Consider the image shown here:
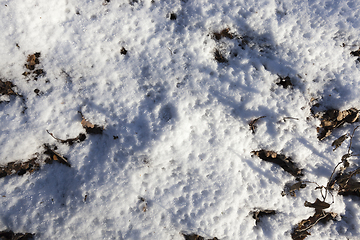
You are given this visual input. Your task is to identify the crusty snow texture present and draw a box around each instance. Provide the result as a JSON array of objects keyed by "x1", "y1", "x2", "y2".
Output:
[{"x1": 1, "y1": 0, "x2": 360, "y2": 239}]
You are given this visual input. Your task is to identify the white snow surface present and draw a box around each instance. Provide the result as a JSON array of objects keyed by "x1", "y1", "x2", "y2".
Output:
[{"x1": 1, "y1": 0, "x2": 360, "y2": 239}]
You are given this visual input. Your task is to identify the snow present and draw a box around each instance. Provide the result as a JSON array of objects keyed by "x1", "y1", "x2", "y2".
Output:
[{"x1": 1, "y1": 0, "x2": 360, "y2": 239}]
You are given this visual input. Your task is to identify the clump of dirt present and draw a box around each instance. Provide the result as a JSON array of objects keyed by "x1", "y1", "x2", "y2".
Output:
[
  {"x1": 120, "y1": 47, "x2": 127, "y2": 55},
  {"x1": 252, "y1": 150, "x2": 303, "y2": 177},
  {"x1": 22, "y1": 52, "x2": 45, "y2": 80},
  {"x1": 0, "y1": 79, "x2": 17, "y2": 97},
  {"x1": 214, "y1": 48, "x2": 227, "y2": 63},
  {"x1": 276, "y1": 76, "x2": 293, "y2": 89},
  {"x1": 316, "y1": 108, "x2": 359, "y2": 141},
  {"x1": 169, "y1": 12, "x2": 177, "y2": 20},
  {"x1": 213, "y1": 28, "x2": 234, "y2": 40}
]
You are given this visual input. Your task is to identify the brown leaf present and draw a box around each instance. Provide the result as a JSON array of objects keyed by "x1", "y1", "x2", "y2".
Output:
[
  {"x1": 0, "y1": 79, "x2": 17, "y2": 96},
  {"x1": 304, "y1": 198, "x2": 330, "y2": 210},
  {"x1": 252, "y1": 209, "x2": 276, "y2": 225},
  {"x1": 0, "y1": 155, "x2": 41, "y2": 179},
  {"x1": 282, "y1": 181, "x2": 307, "y2": 197},
  {"x1": 44, "y1": 144, "x2": 71, "y2": 167},
  {"x1": 292, "y1": 210, "x2": 337, "y2": 240},
  {"x1": 0, "y1": 230, "x2": 35, "y2": 240},
  {"x1": 79, "y1": 112, "x2": 104, "y2": 134},
  {"x1": 182, "y1": 233, "x2": 218, "y2": 240},
  {"x1": 249, "y1": 116, "x2": 266, "y2": 134},
  {"x1": 252, "y1": 150, "x2": 303, "y2": 177},
  {"x1": 331, "y1": 134, "x2": 348, "y2": 151},
  {"x1": 317, "y1": 108, "x2": 359, "y2": 140}
]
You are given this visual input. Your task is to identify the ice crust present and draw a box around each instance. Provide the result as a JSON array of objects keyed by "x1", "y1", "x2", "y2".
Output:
[{"x1": 1, "y1": 0, "x2": 360, "y2": 239}]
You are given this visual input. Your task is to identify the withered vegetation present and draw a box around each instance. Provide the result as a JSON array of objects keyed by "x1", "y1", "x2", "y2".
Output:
[
  {"x1": 316, "y1": 108, "x2": 359, "y2": 141},
  {"x1": 79, "y1": 111, "x2": 104, "y2": 134},
  {"x1": 181, "y1": 233, "x2": 218, "y2": 240},
  {"x1": 0, "y1": 230, "x2": 34, "y2": 240},
  {"x1": 252, "y1": 209, "x2": 276, "y2": 225},
  {"x1": 249, "y1": 116, "x2": 266, "y2": 134},
  {"x1": 46, "y1": 130, "x2": 86, "y2": 145},
  {"x1": 252, "y1": 150, "x2": 303, "y2": 177}
]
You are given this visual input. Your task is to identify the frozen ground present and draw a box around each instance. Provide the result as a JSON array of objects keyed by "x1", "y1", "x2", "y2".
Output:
[{"x1": 1, "y1": 0, "x2": 360, "y2": 239}]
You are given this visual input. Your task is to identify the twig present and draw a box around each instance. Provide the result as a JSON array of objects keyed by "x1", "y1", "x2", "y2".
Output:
[{"x1": 348, "y1": 126, "x2": 359, "y2": 154}]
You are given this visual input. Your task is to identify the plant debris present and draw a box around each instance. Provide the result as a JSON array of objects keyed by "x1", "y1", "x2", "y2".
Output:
[
  {"x1": 22, "y1": 52, "x2": 44, "y2": 80},
  {"x1": 0, "y1": 155, "x2": 41, "y2": 178},
  {"x1": 317, "y1": 108, "x2": 359, "y2": 141},
  {"x1": 350, "y1": 48, "x2": 360, "y2": 57},
  {"x1": 249, "y1": 116, "x2": 266, "y2": 134},
  {"x1": 282, "y1": 181, "x2": 307, "y2": 197},
  {"x1": 0, "y1": 230, "x2": 35, "y2": 240},
  {"x1": 334, "y1": 167, "x2": 360, "y2": 196},
  {"x1": 291, "y1": 210, "x2": 337, "y2": 240},
  {"x1": 304, "y1": 198, "x2": 330, "y2": 210},
  {"x1": 331, "y1": 134, "x2": 348, "y2": 151},
  {"x1": 214, "y1": 49, "x2": 227, "y2": 63},
  {"x1": 44, "y1": 144, "x2": 71, "y2": 167},
  {"x1": 46, "y1": 130, "x2": 86, "y2": 145},
  {"x1": 0, "y1": 79, "x2": 17, "y2": 97},
  {"x1": 120, "y1": 47, "x2": 127, "y2": 55},
  {"x1": 252, "y1": 209, "x2": 276, "y2": 225},
  {"x1": 79, "y1": 111, "x2": 104, "y2": 134},
  {"x1": 276, "y1": 76, "x2": 293, "y2": 89},
  {"x1": 138, "y1": 197, "x2": 147, "y2": 212},
  {"x1": 252, "y1": 150, "x2": 303, "y2": 177},
  {"x1": 213, "y1": 28, "x2": 234, "y2": 40},
  {"x1": 181, "y1": 233, "x2": 218, "y2": 240}
]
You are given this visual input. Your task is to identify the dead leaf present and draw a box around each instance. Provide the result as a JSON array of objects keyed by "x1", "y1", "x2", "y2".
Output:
[
  {"x1": 335, "y1": 167, "x2": 360, "y2": 196},
  {"x1": 182, "y1": 233, "x2": 218, "y2": 240},
  {"x1": 350, "y1": 49, "x2": 360, "y2": 57},
  {"x1": 43, "y1": 144, "x2": 71, "y2": 167},
  {"x1": 0, "y1": 79, "x2": 17, "y2": 96},
  {"x1": 252, "y1": 209, "x2": 276, "y2": 225},
  {"x1": 79, "y1": 111, "x2": 104, "y2": 134},
  {"x1": 0, "y1": 230, "x2": 35, "y2": 240},
  {"x1": 0, "y1": 155, "x2": 41, "y2": 179},
  {"x1": 249, "y1": 116, "x2": 266, "y2": 134},
  {"x1": 46, "y1": 130, "x2": 86, "y2": 145},
  {"x1": 331, "y1": 134, "x2": 348, "y2": 151},
  {"x1": 291, "y1": 210, "x2": 337, "y2": 240},
  {"x1": 252, "y1": 150, "x2": 303, "y2": 177},
  {"x1": 317, "y1": 108, "x2": 359, "y2": 140},
  {"x1": 282, "y1": 181, "x2": 307, "y2": 197},
  {"x1": 304, "y1": 198, "x2": 330, "y2": 210}
]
